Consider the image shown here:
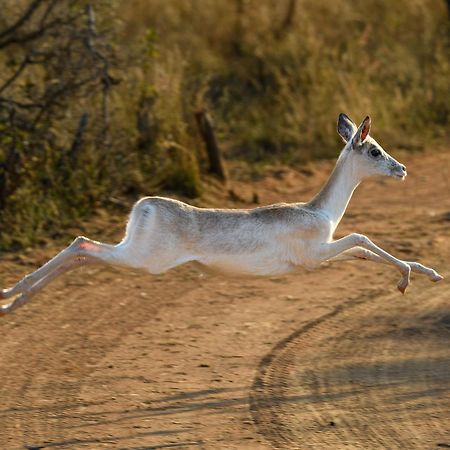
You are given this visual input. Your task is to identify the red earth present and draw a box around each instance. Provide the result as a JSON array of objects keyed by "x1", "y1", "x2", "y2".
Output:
[{"x1": 0, "y1": 150, "x2": 449, "y2": 449}]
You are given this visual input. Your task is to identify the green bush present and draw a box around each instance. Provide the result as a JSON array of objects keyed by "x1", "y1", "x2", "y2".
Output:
[{"x1": 0, "y1": 0, "x2": 448, "y2": 249}]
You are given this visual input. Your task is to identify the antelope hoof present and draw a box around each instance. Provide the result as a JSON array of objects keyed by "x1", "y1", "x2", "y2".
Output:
[
  {"x1": 397, "y1": 276, "x2": 410, "y2": 294},
  {"x1": 430, "y1": 271, "x2": 443, "y2": 282},
  {"x1": 397, "y1": 284, "x2": 407, "y2": 294},
  {"x1": 1, "y1": 288, "x2": 16, "y2": 299}
]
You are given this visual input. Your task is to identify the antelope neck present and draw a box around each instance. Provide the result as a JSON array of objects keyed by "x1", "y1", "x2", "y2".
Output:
[{"x1": 309, "y1": 151, "x2": 361, "y2": 227}]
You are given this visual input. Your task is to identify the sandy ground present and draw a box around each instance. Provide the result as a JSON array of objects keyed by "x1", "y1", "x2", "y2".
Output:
[{"x1": 0, "y1": 150, "x2": 449, "y2": 450}]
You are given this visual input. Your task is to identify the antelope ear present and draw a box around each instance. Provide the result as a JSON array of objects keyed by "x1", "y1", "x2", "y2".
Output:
[
  {"x1": 337, "y1": 113, "x2": 357, "y2": 143},
  {"x1": 352, "y1": 115, "x2": 371, "y2": 149}
]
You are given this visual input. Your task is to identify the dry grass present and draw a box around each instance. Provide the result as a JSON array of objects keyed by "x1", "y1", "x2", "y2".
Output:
[
  {"x1": 0, "y1": 0, "x2": 448, "y2": 249},
  {"x1": 119, "y1": 0, "x2": 449, "y2": 160}
]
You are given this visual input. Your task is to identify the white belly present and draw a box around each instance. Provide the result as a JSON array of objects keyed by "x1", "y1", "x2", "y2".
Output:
[{"x1": 196, "y1": 252, "x2": 296, "y2": 276}]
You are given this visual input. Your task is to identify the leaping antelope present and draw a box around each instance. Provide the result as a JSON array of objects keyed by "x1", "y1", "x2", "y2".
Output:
[{"x1": 0, "y1": 114, "x2": 443, "y2": 316}]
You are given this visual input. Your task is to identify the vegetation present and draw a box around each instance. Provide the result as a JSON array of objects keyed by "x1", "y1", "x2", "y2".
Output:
[{"x1": 0, "y1": 0, "x2": 449, "y2": 249}]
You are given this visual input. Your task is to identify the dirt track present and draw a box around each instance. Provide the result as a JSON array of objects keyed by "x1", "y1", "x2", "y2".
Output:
[{"x1": 0, "y1": 151, "x2": 449, "y2": 449}]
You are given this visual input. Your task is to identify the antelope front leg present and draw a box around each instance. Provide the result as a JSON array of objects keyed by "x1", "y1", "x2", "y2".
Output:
[
  {"x1": 319, "y1": 234, "x2": 413, "y2": 293},
  {"x1": 328, "y1": 247, "x2": 443, "y2": 283}
]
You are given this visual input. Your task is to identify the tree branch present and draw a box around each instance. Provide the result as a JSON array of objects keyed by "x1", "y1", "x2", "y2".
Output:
[
  {"x1": 0, "y1": 55, "x2": 30, "y2": 95},
  {"x1": 0, "y1": 0, "x2": 44, "y2": 40},
  {"x1": 0, "y1": 17, "x2": 63, "y2": 49},
  {"x1": 69, "y1": 112, "x2": 89, "y2": 163}
]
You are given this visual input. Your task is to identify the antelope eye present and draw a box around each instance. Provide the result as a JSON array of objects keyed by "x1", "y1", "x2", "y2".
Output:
[{"x1": 370, "y1": 148, "x2": 381, "y2": 157}]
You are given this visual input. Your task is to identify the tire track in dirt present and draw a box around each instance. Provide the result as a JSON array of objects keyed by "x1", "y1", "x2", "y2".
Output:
[
  {"x1": 250, "y1": 283, "x2": 450, "y2": 449},
  {"x1": 249, "y1": 290, "x2": 378, "y2": 449},
  {"x1": 1, "y1": 151, "x2": 448, "y2": 449}
]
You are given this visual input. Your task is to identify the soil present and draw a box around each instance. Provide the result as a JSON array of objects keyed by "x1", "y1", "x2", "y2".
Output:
[{"x1": 0, "y1": 150, "x2": 449, "y2": 450}]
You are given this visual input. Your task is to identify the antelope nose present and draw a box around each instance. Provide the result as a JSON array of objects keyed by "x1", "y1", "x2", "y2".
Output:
[{"x1": 400, "y1": 164, "x2": 407, "y2": 177}]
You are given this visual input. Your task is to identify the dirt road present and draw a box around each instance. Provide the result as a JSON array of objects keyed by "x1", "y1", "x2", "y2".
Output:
[{"x1": 0, "y1": 151, "x2": 449, "y2": 449}]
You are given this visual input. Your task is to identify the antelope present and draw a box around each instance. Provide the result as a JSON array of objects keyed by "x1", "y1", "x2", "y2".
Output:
[{"x1": 0, "y1": 114, "x2": 443, "y2": 316}]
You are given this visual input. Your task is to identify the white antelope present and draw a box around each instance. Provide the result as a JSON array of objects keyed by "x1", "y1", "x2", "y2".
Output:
[{"x1": 0, "y1": 114, "x2": 443, "y2": 316}]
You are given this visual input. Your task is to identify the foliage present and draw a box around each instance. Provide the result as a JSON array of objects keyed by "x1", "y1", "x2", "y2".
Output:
[
  {"x1": 0, "y1": 0, "x2": 449, "y2": 249},
  {"x1": 121, "y1": 0, "x2": 449, "y2": 160}
]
